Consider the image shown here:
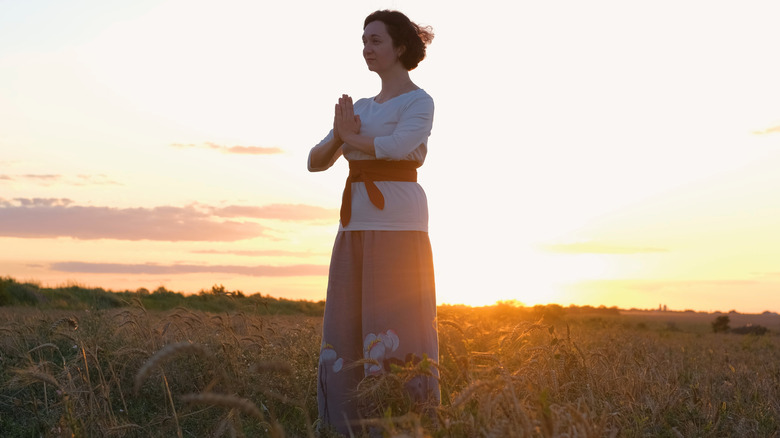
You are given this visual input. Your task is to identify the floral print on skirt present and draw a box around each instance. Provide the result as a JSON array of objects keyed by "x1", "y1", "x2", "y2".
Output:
[{"x1": 317, "y1": 230, "x2": 440, "y2": 435}]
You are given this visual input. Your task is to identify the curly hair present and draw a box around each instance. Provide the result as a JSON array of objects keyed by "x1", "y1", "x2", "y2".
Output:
[{"x1": 364, "y1": 10, "x2": 434, "y2": 71}]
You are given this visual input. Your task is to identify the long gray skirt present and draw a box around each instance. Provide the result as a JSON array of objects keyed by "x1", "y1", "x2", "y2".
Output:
[{"x1": 317, "y1": 230, "x2": 439, "y2": 435}]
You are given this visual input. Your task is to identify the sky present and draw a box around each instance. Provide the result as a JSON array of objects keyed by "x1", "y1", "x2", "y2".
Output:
[{"x1": 2, "y1": 0, "x2": 779, "y2": 313}]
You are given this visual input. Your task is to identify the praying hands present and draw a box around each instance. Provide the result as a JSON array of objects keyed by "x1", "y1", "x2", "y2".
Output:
[{"x1": 334, "y1": 94, "x2": 361, "y2": 144}]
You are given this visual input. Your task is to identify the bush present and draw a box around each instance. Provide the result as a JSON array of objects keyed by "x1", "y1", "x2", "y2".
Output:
[
  {"x1": 0, "y1": 277, "x2": 43, "y2": 306},
  {"x1": 712, "y1": 315, "x2": 730, "y2": 333},
  {"x1": 731, "y1": 324, "x2": 769, "y2": 335}
]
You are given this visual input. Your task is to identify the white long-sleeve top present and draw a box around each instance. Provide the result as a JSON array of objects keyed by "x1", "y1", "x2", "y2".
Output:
[{"x1": 308, "y1": 88, "x2": 434, "y2": 232}]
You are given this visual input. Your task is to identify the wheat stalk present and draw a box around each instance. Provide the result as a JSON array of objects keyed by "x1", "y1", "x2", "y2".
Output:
[
  {"x1": 438, "y1": 319, "x2": 466, "y2": 336},
  {"x1": 130, "y1": 296, "x2": 147, "y2": 314},
  {"x1": 51, "y1": 316, "x2": 78, "y2": 331},
  {"x1": 134, "y1": 342, "x2": 208, "y2": 393},
  {"x1": 27, "y1": 343, "x2": 61, "y2": 355},
  {"x1": 10, "y1": 368, "x2": 61, "y2": 389},
  {"x1": 106, "y1": 423, "x2": 143, "y2": 432},
  {"x1": 450, "y1": 379, "x2": 490, "y2": 408},
  {"x1": 181, "y1": 392, "x2": 264, "y2": 420},
  {"x1": 117, "y1": 320, "x2": 140, "y2": 330},
  {"x1": 213, "y1": 416, "x2": 235, "y2": 438},
  {"x1": 114, "y1": 347, "x2": 150, "y2": 358}
]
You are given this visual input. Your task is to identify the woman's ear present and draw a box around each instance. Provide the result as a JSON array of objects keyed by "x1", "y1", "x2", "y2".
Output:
[{"x1": 395, "y1": 45, "x2": 406, "y2": 58}]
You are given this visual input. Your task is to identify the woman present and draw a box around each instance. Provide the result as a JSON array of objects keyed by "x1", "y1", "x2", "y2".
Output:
[{"x1": 307, "y1": 9, "x2": 438, "y2": 435}]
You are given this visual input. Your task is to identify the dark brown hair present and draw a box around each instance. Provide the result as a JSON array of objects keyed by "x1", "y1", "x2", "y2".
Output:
[{"x1": 364, "y1": 10, "x2": 434, "y2": 71}]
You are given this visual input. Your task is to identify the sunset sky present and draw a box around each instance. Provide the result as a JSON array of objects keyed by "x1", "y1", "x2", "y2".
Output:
[{"x1": 2, "y1": 0, "x2": 779, "y2": 313}]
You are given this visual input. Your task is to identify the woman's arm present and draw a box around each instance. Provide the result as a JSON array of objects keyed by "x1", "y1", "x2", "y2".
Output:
[
  {"x1": 336, "y1": 93, "x2": 434, "y2": 160},
  {"x1": 308, "y1": 98, "x2": 348, "y2": 171},
  {"x1": 373, "y1": 94, "x2": 433, "y2": 160},
  {"x1": 308, "y1": 133, "x2": 343, "y2": 171}
]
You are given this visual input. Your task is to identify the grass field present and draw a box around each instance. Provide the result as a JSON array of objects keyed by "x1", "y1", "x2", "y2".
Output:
[{"x1": 1, "y1": 278, "x2": 779, "y2": 437}]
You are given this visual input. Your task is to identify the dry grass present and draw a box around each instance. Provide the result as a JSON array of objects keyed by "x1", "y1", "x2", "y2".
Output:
[
  {"x1": 133, "y1": 341, "x2": 209, "y2": 394},
  {"x1": 0, "y1": 305, "x2": 778, "y2": 437}
]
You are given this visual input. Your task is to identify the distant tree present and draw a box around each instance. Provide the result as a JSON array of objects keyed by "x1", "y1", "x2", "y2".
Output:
[
  {"x1": 712, "y1": 315, "x2": 730, "y2": 333},
  {"x1": 210, "y1": 284, "x2": 227, "y2": 295}
]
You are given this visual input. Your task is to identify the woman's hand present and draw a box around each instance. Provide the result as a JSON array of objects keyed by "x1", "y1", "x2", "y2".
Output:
[
  {"x1": 334, "y1": 94, "x2": 361, "y2": 143},
  {"x1": 332, "y1": 94, "x2": 376, "y2": 156},
  {"x1": 332, "y1": 98, "x2": 342, "y2": 144}
]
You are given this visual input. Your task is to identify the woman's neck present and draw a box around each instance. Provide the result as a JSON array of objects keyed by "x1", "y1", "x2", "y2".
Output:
[{"x1": 376, "y1": 70, "x2": 417, "y2": 103}]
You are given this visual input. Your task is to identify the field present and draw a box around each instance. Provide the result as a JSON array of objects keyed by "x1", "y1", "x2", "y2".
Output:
[{"x1": 1, "y1": 279, "x2": 779, "y2": 437}]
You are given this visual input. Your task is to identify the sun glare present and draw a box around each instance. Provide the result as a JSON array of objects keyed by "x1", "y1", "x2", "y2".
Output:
[{"x1": 430, "y1": 235, "x2": 571, "y2": 307}]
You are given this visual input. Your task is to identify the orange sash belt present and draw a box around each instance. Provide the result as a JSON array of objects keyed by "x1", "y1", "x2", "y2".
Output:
[{"x1": 340, "y1": 160, "x2": 420, "y2": 226}]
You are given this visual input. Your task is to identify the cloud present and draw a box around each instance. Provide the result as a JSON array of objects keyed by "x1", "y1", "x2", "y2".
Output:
[
  {"x1": 172, "y1": 142, "x2": 283, "y2": 155},
  {"x1": 0, "y1": 174, "x2": 122, "y2": 186},
  {"x1": 752, "y1": 124, "x2": 780, "y2": 135},
  {"x1": 50, "y1": 261, "x2": 328, "y2": 277},
  {"x1": 211, "y1": 204, "x2": 338, "y2": 221},
  {"x1": 74, "y1": 174, "x2": 122, "y2": 186},
  {"x1": 13, "y1": 174, "x2": 62, "y2": 186},
  {"x1": 0, "y1": 199, "x2": 268, "y2": 241},
  {"x1": 22, "y1": 174, "x2": 61, "y2": 181},
  {"x1": 13, "y1": 198, "x2": 74, "y2": 207},
  {"x1": 191, "y1": 249, "x2": 326, "y2": 257},
  {"x1": 1, "y1": 198, "x2": 74, "y2": 207},
  {"x1": 540, "y1": 241, "x2": 668, "y2": 254}
]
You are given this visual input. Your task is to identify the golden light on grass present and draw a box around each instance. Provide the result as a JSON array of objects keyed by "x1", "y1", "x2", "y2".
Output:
[{"x1": 1, "y1": 282, "x2": 779, "y2": 436}]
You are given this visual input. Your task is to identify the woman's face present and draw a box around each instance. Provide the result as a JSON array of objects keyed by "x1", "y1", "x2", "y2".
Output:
[{"x1": 362, "y1": 20, "x2": 403, "y2": 73}]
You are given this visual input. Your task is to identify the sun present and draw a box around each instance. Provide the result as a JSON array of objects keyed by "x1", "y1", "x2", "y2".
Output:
[{"x1": 431, "y1": 238, "x2": 567, "y2": 307}]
